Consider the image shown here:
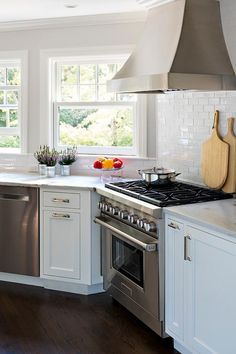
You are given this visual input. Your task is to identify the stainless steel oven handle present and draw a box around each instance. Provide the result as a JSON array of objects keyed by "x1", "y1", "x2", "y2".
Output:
[{"x1": 94, "y1": 217, "x2": 158, "y2": 252}]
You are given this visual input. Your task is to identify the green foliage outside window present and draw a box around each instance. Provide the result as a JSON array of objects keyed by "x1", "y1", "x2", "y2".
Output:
[
  {"x1": 56, "y1": 62, "x2": 135, "y2": 151},
  {"x1": 59, "y1": 107, "x2": 133, "y2": 148},
  {"x1": 0, "y1": 65, "x2": 21, "y2": 149},
  {"x1": 0, "y1": 135, "x2": 20, "y2": 148}
]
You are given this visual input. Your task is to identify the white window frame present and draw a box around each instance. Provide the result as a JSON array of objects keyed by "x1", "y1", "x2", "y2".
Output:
[
  {"x1": 40, "y1": 47, "x2": 147, "y2": 157},
  {"x1": 0, "y1": 51, "x2": 28, "y2": 154}
]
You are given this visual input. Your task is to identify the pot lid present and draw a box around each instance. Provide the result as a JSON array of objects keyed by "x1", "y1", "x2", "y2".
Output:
[{"x1": 140, "y1": 167, "x2": 176, "y2": 175}]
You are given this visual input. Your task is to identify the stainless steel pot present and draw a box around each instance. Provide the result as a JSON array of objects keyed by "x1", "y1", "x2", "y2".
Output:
[{"x1": 138, "y1": 167, "x2": 181, "y2": 186}]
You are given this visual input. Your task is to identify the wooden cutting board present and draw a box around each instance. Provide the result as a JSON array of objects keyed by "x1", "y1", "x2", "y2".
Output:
[
  {"x1": 222, "y1": 117, "x2": 236, "y2": 193},
  {"x1": 201, "y1": 110, "x2": 229, "y2": 189}
]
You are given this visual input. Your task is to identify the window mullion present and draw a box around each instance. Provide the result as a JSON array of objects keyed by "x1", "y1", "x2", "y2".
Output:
[
  {"x1": 0, "y1": 59, "x2": 23, "y2": 152},
  {"x1": 77, "y1": 64, "x2": 80, "y2": 101},
  {"x1": 53, "y1": 58, "x2": 138, "y2": 156},
  {"x1": 54, "y1": 101, "x2": 134, "y2": 107},
  {"x1": 0, "y1": 127, "x2": 19, "y2": 135},
  {"x1": 95, "y1": 64, "x2": 98, "y2": 101}
]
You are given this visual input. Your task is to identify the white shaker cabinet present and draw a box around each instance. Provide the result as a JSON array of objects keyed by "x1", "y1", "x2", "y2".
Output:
[
  {"x1": 165, "y1": 213, "x2": 236, "y2": 354},
  {"x1": 43, "y1": 210, "x2": 80, "y2": 279},
  {"x1": 40, "y1": 188, "x2": 103, "y2": 295},
  {"x1": 165, "y1": 217, "x2": 185, "y2": 342}
]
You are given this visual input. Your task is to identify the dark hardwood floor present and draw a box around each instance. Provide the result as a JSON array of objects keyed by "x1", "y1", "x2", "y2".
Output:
[{"x1": 0, "y1": 282, "x2": 177, "y2": 354}]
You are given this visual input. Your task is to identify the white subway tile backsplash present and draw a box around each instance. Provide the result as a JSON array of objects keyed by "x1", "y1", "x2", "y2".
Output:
[
  {"x1": 185, "y1": 105, "x2": 194, "y2": 113},
  {"x1": 209, "y1": 98, "x2": 220, "y2": 105},
  {"x1": 193, "y1": 105, "x2": 204, "y2": 112},
  {"x1": 198, "y1": 98, "x2": 209, "y2": 105},
  {"x1": 157, "y1": 91, "x2": 236, "y2": 183},
  {"x1": 215, "y1": 91, "x2": 227, "y2": 97},
  {"x1": 203, "y1": 105, "x2": 215, "y2": 112},
  {"x1": 226, "y1": 91, "x2": 236, "y2": 96}
]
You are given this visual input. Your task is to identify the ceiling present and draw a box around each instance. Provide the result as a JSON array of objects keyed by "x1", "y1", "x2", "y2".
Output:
[{"x1": 0, "y1": 0, "x2": 150, "y2": 23}]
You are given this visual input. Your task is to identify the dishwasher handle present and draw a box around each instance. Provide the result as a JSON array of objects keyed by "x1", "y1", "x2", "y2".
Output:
[{"x1": 0, "y1": 193, "x2": 29, "y2": 202}]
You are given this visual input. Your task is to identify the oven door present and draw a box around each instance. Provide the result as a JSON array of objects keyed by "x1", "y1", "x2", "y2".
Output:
[{"x1": 95, "y1": 215, "x2": 160, "y2": 319}]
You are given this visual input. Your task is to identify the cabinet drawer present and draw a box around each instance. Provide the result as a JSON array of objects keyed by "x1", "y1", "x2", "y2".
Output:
[{"x1": 43, "y1": 191, "x2": 80, "y2": 209}]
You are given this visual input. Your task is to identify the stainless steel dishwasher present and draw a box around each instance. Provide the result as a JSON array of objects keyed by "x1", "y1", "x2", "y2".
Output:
[{"x1": 0, "y1": 185, "x2": 39, "y2": 276}]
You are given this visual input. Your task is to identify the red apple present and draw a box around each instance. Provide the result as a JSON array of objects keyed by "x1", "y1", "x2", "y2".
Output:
[
  {"x1": 113, "y1": 157, "x2": 123, "y2": 164},
  {"x1": 113, "y1": 160, "x2": 123, "y2": 169},
  {"x1": 93, "y1": 160, "x2": 103, "y2": 169}
]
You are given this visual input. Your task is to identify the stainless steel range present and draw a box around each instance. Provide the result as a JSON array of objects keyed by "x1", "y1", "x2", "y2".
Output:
[{"x1": 95, "y1": 180, "x2": 232, "y2": 337}]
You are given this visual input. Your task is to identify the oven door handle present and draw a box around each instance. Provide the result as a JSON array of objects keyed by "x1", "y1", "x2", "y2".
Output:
[{"x1": 94, "y1": 217, "x2": 158, "y2": 252}]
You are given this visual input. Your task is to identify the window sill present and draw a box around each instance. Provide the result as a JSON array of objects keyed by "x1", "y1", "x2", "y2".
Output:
[
  {"x1": 0, "y1": 148, "x2": 21, "y2": 154},
  {"x1": 76, "y1": 154, "x2": 156, "y2": 161}
]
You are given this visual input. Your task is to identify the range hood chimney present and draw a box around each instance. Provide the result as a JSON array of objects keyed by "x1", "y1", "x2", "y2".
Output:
[{"x1": 108, "y1": 0, "x2": 236, "y2": 93}]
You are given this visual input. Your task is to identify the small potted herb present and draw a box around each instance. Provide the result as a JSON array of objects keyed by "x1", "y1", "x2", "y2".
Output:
[
  {"x1": 34, "y1": 145, "x2": 50, "y2": 175},
  {"x1": 44, "y1": 148, "x2": 59, "y2": 177},
  {"x1": 58, "y1": 147, "x2": 78, "y2": 176}
]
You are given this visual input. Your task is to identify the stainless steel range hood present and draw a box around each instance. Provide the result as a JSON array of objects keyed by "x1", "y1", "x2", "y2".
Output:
[{"x1": 107, "y1": 0, "x2": 236, "y2": 93}]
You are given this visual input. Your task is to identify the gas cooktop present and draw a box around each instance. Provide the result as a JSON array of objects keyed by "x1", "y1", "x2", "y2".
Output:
[{"x1": 105, "y1": 180, "x2": 233, "y2": 207}]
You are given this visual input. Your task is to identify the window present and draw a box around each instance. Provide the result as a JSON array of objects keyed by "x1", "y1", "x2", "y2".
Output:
[
  {"x1": 0, "y1": 52, "x2": 27, "y2": 153},
  {"x1": 52, "y1": 57, "x2": 140, "y2": 155}
]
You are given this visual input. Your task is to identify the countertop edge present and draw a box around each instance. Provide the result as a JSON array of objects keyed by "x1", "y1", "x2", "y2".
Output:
[{"x1": 164, "y1": 200, "x2": 236, "y2": 240}]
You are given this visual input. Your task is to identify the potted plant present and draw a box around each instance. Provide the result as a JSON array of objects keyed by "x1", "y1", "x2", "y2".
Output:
[
  {"x1": 34, "y1": 145, "x2": 50, "y2": 175},
  {"x1": 44, "y1": 148, "x2": 59, "y2": 177},
  {"x1": 58, "y1": 147, "x2": 78, "y2": 176}
]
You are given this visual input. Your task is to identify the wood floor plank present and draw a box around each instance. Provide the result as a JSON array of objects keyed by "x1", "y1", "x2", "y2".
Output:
[{"x1": 0, "y1": 282, "x2": 177, "y2": 354}]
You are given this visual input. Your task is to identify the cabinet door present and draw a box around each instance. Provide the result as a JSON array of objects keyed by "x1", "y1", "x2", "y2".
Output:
[
  {"x1": 185, "y1": 226, "x2": 236, "y2": 354},
  {"x1": 165, "y1": 217, "x2": 185, "y2": 341},
  {"x1": 43, "y1": 210, "x2": 80, "y2": 279}
]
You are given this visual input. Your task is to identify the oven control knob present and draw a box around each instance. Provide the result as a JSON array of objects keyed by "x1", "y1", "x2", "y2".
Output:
[
  {"x1": 108, "y1": 204, "x2": 113, "y2": 213},
  {"x1": 101, "y1": 202, "x2": 108, "y2": 211},
  {"x1": 104, "y1": 203, "x2": 112, "y2": 212},
  {"x1": 119, "y1": 210, "x2": 129, "y2": 219},
  {"x1": 112, "y1": 206, "x2": 120, "y2": 216},
  {"x1": 128, "y1": 214, "x2": 139, "y2": 224},
  {"x1": 137, "y1": 218, "x2": 148, "y2": 228},
  {"x1": 144, "y1": 221, "x2": 157, "y2": 233},
  {"x1": 98, "y1": 201, "x2": 103, "y2": 210}
]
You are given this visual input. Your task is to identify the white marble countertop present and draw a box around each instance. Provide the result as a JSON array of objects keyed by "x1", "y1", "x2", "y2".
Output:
[
  {"x1": 165, "y1": 199, "x2": 236, "y2": 238},
  {"x1": 0, "y1": 172, "x2": 104, "y2": 189},
  {"x1": 1, "y1": 172, "x2": 236, "y2": 238}
]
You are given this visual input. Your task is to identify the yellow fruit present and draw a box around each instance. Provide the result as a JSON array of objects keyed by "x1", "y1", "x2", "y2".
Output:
[{"x1": 102, "y1": 159, "x2": 113, "y2": 169}]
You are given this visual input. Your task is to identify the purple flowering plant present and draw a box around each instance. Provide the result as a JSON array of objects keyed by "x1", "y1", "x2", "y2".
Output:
[
  {"x1": 58, "y1": 147, "x2": 78, "y2": 166},
  {"x1": 34, "y1": 145, "x2": 59, "y2": 166}
]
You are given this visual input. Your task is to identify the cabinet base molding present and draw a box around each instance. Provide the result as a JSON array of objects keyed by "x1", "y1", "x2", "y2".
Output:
[
  {"x1": 42, "y1": 279, "x2": 104, "y2": 295},
  {"x1": 0, "y1": 272, "x2": 43, "y2": 287},
  {"x1": 174, "y1": 340, "x2": 192, "y2": 354},
  {"x1": 0, "y1": 273, "x2": 104, "y2": 295}
]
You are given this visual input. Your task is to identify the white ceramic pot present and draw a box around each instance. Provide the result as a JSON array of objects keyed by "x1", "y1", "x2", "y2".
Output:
[{"x1": 60, "y1": 165, "x2": 71, "y2": 176}]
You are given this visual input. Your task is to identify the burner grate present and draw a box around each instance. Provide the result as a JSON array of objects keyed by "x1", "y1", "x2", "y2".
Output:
[{"x1": 105, "y1": 180, "x2": 233, "y2": 207}]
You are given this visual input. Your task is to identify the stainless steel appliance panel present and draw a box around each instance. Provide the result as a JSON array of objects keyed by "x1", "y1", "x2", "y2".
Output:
[
  {"x1": 98, "y1": 214, "x2": 160, "y2": 323},
  {"x1": 0, "y1": 186, "x2": 39, "y2": 276}
]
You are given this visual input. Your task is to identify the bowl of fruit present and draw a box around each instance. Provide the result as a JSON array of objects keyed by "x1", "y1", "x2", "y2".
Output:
[{"x1": 92, "y1": 157, "x2": 124, "y2": 170}]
